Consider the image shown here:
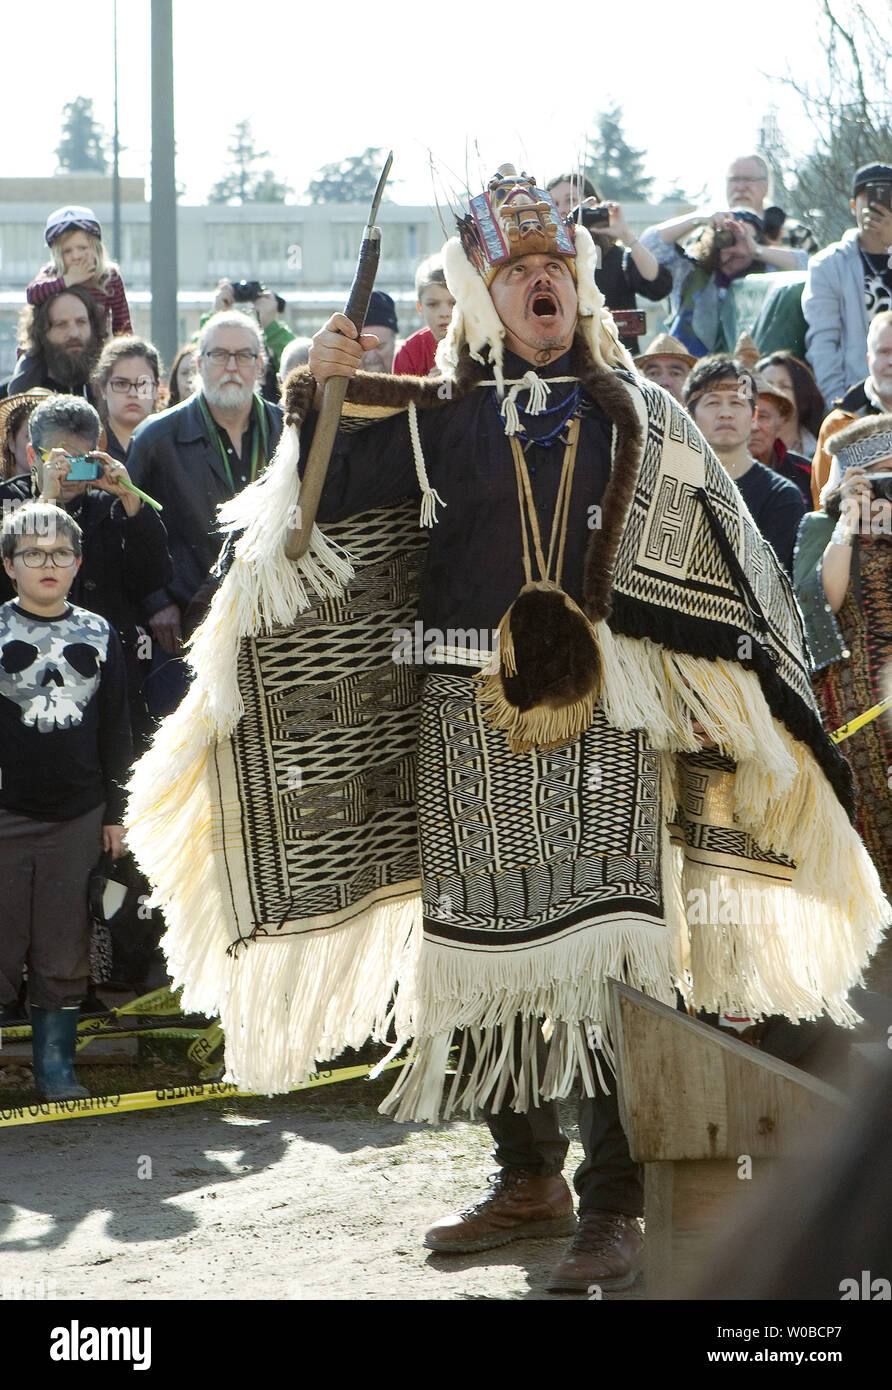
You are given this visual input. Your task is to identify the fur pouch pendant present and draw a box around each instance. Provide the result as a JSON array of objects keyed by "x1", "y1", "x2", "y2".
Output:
[{"x1": 477, "y1": 581, "x2": 603, "y2": 754}]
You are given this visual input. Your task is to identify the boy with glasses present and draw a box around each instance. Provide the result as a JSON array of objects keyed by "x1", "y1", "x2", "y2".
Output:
[{"x1": 0, "y1": 502, "x2": 132, "y2": 1100}]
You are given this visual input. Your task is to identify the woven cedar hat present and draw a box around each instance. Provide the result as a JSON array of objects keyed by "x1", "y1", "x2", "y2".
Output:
[
  {"x1": 436, "y1": 163, "x2": 634, "y2": 392},
  {"x1": 733, "y1": 332, "x2": 760, "y2": 367},
  {"x1": 753, "y1": 374, "x2": 795, "y2": 417},
  {"x1": 0, "y1": 388, "x2": 53, "y2": 445},
  {"x1": 826, "y1": 412, "x2": 892, "y2": 469},
  {"x1": 634, "y1": 333, "x2": 696, "y2": 369}
]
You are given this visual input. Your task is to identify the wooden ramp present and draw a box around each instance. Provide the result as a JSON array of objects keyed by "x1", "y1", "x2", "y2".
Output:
[{"x1": 608, "y1": 980, "x2": 844, "y2": 1296}]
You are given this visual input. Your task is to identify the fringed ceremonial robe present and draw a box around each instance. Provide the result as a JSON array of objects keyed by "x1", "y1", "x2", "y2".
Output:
[{"x1": 126, "y1": 340, "x2": 888, "y2": 1120}]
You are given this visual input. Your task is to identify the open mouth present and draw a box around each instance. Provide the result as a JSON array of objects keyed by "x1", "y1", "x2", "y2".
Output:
[{"x1": 530, "y1": 291, "x2": 559, "y2": 318}]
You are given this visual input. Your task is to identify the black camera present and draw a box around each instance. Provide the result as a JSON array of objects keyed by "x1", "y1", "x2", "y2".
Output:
[
  {"x1": 864, "y1": 182, "x2": 892, "y2": 211},
  {"x1": 712, "y1": 228, "x2": 737, "y2": 250},
  {"x1": 762, "y1": 205, "x2": 786, "y2": 236},
  {"x1": 569, "y1": 202, "x2": 611, "y2": 230},
  {"x1": 230, "y1": 279, "x2": 265, "y2": 303},
  {"x1": 868, "y1": 471, "x2": 892, "y2": 502}
]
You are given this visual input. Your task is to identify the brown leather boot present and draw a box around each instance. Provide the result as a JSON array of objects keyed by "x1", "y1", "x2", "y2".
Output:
[
  {"x1": 546, "y1": 1210, "x2": 643, "y2": 1292},
  {"x1": 424, "y1": 1170, "x2": 575, "y2": 1253}
]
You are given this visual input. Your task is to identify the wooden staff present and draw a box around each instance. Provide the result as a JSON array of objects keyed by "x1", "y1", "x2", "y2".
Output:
[{"x1": 284, "y1": 151, "x2": 393, "y2": 560}]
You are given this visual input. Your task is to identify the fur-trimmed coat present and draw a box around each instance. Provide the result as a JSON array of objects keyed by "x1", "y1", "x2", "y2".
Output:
[
  {"x1": 284, "y1": 335, "x2": 853, "y2": 814},
  {"x1": 123, "y1": 332, "x2": 887, "y2": 1099}
]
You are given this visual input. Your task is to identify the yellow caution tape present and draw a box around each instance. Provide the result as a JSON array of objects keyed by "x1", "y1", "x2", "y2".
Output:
[
  {"x1": 74, "y1": 1027, "x2": 205, "y2": 1052},
  {"x1": 111, "y1": 984, "x2": 186, "y2": 1016},
  {"x1": 831, "y1": 694, "x2": 892, "y2": 743},
  {"x1": 0, "y1": 1060, "x2": 404, "y2": 1128},
  {"x1": 1, "y1": 984, "x2": 210, "y2": 1044},
  {"x1": 2, "y1": 1021, "x2": 203, "y2": 1046},
  {"x1": 186, "y1": 1020, "x2": 224, "y2": 1067}
]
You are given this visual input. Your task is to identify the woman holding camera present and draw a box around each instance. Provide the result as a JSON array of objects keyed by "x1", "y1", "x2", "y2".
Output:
[
  {"x1": 794, "y1": 414, "x2": 892, "y2": 988},
  {"x1": 640, "y1": 206, "x2": 804, "y2": 357},
  {"x1": 547, "y1": 173, "x2": 671, "y2": 354}
]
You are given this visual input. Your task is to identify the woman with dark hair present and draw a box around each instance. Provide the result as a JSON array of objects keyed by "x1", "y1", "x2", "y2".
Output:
[
  {"x1": 794, "y1": 414, "x2": 892, "y2": 990},
  {"x1": 91, "y1": 335, "x2": 164, "y2": 461},
  {"x1": 756, "y1": 350, "x2": 826, "y2": 458},
  {"x1": 546, "y1": 173, "x2": 672, "y2": 355},
  {"x1": 166, "y1": 344, "x2": 198, "y2": 408}
]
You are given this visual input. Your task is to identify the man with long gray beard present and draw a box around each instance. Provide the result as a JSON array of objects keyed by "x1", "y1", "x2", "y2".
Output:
[
  {"x1": 127, "y1": 311, "x2": 282, "y2": 661},
  {"x1": 5, "y1": 287, "x2": 106, "y2": 398}
]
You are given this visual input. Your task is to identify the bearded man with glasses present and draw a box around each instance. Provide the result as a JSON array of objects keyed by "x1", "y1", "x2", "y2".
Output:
[{"x1": 126, "y1": 312, "x2": 282, "y2": 715}]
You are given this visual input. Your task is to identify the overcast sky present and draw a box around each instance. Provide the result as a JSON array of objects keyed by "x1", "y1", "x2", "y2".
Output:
[{"x1": 3, "y1": 1, "x2": 841, "y2": 210}]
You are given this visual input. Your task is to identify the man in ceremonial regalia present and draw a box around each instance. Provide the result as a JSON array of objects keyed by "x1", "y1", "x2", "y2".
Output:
[{"x1": 128, "y1": 166, "x2": 887, "y2": 1292}]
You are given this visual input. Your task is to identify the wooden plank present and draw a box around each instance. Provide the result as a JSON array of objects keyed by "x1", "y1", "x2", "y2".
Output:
[
  {"x1": 643, "y1": 1163, "x2": 674, "y2": 1292},
  {"x1": 609, "y1": 980, "x2": 842, "y2": 1162},
  {"x1": 645, "y1": 1158, "x2": 782, "y2": 1296}
]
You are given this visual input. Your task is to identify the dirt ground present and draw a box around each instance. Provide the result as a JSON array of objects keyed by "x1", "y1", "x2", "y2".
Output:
[{"x1": 0, "y1": 1054, "x2": 646, "y2": 1304}]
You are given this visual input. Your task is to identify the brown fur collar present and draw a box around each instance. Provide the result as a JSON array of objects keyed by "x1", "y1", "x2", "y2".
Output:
[{"x1": 281, "y1": 334, "x2": 644, "y2": 623}]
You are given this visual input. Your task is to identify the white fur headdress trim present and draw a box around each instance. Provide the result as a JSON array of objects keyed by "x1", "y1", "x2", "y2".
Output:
[
  {"x1": 437, "y1": 236, "x2": 507, "y2": 394},
  {"x1": 436, "y1": 226, "x2": 636, "y2": 390}
]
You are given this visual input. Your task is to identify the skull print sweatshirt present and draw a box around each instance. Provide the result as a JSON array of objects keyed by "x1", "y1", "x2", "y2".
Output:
[{"x1": 0, "y1": 602, "x2": 133, "y2": 822}]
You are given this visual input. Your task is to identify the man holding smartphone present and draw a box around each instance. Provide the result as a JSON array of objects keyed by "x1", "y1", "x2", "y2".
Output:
[{"x1": 803, "y1": 162, "x2": 892, "y2": 404}]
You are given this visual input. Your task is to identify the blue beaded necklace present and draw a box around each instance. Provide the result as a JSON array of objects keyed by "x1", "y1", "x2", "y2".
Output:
[{"x1": 489, "y1": 383, "x2": 582, "y2": 448}]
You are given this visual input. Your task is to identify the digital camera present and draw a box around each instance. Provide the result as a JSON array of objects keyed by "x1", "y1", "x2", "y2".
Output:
[
  {"x1": 65, "y1": 455, "x2": 100, "y2": 481},
  {"x1": 230, "y1": 279, "x2": 265, "y2": 303},
  {"x1": 570, "y1": 202, "x2": 611, "y2": 230}
]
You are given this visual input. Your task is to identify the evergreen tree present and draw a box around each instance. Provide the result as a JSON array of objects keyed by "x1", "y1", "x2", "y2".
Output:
[
  {"x1": 583, "y1": 105, "x2": 653, "y2": 201},
  {"x1": 55, "y1": 97, "x2": 108, "y2": 174},
  {"x1": 251, "y1": 169, "x2": 291, "y2": 204},
  {"x1": 209, "y1": 120, "x2": 291, "y2": 204},
  {"x1": 306, "y1": 148, "x2": 391, "y2": 204}
]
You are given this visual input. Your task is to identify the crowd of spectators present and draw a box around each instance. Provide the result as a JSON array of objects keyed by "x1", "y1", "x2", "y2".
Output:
[{"x1": 0, "y1": 151, "x2": 890, "y2": 1093}]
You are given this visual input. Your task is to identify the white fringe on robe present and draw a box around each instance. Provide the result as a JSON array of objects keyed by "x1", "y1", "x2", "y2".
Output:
[{"x1": 126, "y1": 401, "x2": 888, "y2": 1113}]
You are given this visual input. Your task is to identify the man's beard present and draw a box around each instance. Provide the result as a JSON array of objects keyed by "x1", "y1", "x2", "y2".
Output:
[
  {"x1": 201, "y1": 378, "x2": 256, "y2": 411},
  {"x1": 43, "y1": 339, "x2": 98, "y2": 389}
]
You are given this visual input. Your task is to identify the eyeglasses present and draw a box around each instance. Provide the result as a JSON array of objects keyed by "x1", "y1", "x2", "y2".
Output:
[
  {"x1": 203, "y1": 349, "x2": 259, "y2": 365},
  {"x1": 12, "y1": 548, "x2": 78, "y2": 568},
  {"x1": 108, "y1": 376, "x2": 156, "y2": 395}
]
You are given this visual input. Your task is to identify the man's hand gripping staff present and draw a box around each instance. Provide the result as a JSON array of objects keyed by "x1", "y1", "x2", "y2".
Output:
[{"x1": 284, "y1": 151, "x2": 393, "y2": 560}]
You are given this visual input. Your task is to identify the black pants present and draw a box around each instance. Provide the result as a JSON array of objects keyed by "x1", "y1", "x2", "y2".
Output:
[
  {"x1": 0, "y1": 804, "x2": 104, "y2": 1009},
  {"x1": 484, "y1": 1029, "x2": 643, "y2": 1217}
]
